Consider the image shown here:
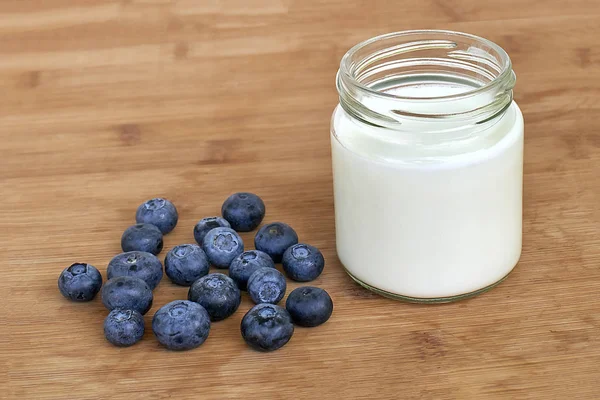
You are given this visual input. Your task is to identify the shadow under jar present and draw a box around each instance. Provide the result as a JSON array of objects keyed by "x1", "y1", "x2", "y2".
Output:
[{"x1": 331, "y1": 30, "x2": 524, "y2": 303}]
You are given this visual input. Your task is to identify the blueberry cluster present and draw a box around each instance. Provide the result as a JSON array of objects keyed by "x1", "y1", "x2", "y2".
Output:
[{"x1": 58, "y1": 193, "x2": 333, "y2": 352}]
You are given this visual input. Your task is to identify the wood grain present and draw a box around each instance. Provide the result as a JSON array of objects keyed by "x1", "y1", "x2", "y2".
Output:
[{"x1": 2, "y1": 1, "x2": 600, "y2": 399}]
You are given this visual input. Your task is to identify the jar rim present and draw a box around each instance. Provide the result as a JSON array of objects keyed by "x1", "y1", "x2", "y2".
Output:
[
  {"x1": 339, "y1": 29, "x2": 513, "y2": 101},
  {"x1": 336, "y1": 29, "x2": 516, "y2": 131}
]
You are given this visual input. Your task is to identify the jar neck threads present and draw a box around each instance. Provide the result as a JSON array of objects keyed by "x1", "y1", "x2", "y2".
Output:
[{"x1": 336, "y1": 30, "x2": 516, "y2": 134}]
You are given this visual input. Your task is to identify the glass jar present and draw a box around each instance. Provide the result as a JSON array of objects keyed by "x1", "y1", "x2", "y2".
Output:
[{"x1": 331, "y1": 30, "x2": 523, "y2": 303}]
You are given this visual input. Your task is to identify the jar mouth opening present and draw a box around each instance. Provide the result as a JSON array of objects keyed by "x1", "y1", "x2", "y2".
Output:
[
  {"x1": 339, "y1": 30, "x2": 513, "y2": 101},
  {"x1": 336, "y1": 30, "x2": 516, "y2": 131}
]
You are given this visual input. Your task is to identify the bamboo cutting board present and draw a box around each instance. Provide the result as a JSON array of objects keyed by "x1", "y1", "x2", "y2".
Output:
[{"x1": 2, "y1": 1, "x2": 600, "y2": 399}]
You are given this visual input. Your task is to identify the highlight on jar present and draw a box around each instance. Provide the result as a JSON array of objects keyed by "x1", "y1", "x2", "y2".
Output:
[{"x1": 331, "y1": 30, "x2": 524, "y2": 303}]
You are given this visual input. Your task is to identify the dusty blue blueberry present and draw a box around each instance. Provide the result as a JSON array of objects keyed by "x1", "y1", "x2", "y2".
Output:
[
  {"x1": 188, "y1": 273, "x2": 241, "y2": 321},
  {"x1": 104, "y1": 309, "x2": 145, "y2": 347},
  {"x1": 282, "y1": 243, "x2": 325, "y2": 282},
  {"x1": 202, "y1": 227, "x2": 244, "y2": 268},
  {"x1": 135, "y1": 198, "x2": 178, "y2": 234},
  {"x1": 121, "y1": 223, "x2": 164, "y2": 255},
  {"x1": 247, "y1": 268, "x2": 286, "y2": 305},
  {"x1": 101, "y1": 276, "x2": 153, "y2": 315},
  {"x1": 254, "y1": 222, "x2": 298, "y2": 263},
  {"x1": 152, "y1": 300, "x2": 211, "y2": 351},
  {"x1": 193, "y1": 217, "x2": 230, "y2": 247},
  {"x1": 221, "y1": 192, "x2": 265, "y2": 232},
  {"x1": 229, "y1": 250, "x2": 276, "y2": 290},
  {"x1": 164, "y1": 244, "x2": 209, "y2": 286},
  {"x1": 107, "y1": 251, "x2": 163, "y2": 290},
  {"x1": 285, "y1": 286, "x2": 333, "y2": 327},
  {"x1": 57, "y1": 263, "x2": 102, "y2": 302},
  {"x1": 241, "y1": 303, "x2": 294, "y2": 352}
]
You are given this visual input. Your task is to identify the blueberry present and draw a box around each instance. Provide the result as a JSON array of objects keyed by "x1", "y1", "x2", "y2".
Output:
[
  {"x1": 254, "y1": 222, "x2": 298, "y2": 263},
  {"x1": 202, "y1": 227, "x2": 244, "y2": 268},
  {"x1": 164, "y1": 244, "x2": 209, "y2": 286},
  {"x1": 193, "y1": 217, "x2": 230, "y2": 247},
  {"x1": 221, "y1": 192, "x2": 265, "y2": 232},
  {"x1": 121, "y1": 223, "x2": 164, "y2": 255},
  {"x1": 188, "y1": 273, "x2": 241, "y2": 321},
  {"x1": 282, "y1": 243, "x2": 325, "y2": 282},
  {"x1": 101, "y1": 276, "x2": 153, "y2": 315},
  {"x1": 247, "y1": 268, "x2": 286, "y2": 305},
  {"x1": 104, "y1": 309, "x2": 145, "y2": 347},
  {"x1": 241, "y1": 304, "x2": 294, "y2": 352},
  {"x1": 152, "y1": 300, "x2": 211, "y2": 351},
  {"x1": 229, "y1": 250, "x2": 276, "y2": 290},
  {"x1": 107, "y1": 251, "x2": 163, "y2": 290},
  {"x1": 135, "y1": 198, "x2": 178, "y2": 234},
  {"x1": 285, "y1": 286, "x2": 333, "y2": 327},
  {"x1": 57, "y1": 263, "x2": 102, "y2": 302}
]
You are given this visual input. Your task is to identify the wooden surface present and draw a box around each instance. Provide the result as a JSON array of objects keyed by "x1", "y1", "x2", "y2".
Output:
[{"x1": 2, "y1": 1, "x2": 600, "y2": 399}]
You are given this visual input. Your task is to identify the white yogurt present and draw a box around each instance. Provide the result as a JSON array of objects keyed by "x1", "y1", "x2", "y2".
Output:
[{"x1": 331, "y1": 83, "x2": 524, "y2": 300}]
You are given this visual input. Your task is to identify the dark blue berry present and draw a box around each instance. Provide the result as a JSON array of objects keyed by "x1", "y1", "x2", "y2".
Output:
[
  {"x1": 202, "y1": 227, "x2": 244, "y2": 268},
  {"x1": 101, "y1": 276, "x2": 153, "y2": 315},
  {"x1": 152, "y1": 300, "x2": 211, "y2": 351},
  {"x1": 164, "y1": 244, "x2": 209, "y2": 286},
  {"x1": 104, "y1": 309, "x2": 145, "y2": 347},
  {"x1": 221, "y1": 192, "x2": 265, "y2": 232},
  {"x1": 254, "y1": 222, "x2": 298, "y2": 263},
  {"x1": 193, "y1": 217, "x2": 230, "y2": 246},
  {"x1": 58, "y1": 263, "x2": 102, "y2": 302},
  {"x1": 247, "y1": 268, "x2": 286, "y2": 305},
  {"x1": 121, "y1": 223, "x2": 163, "y2": 255},
  {"x1": 229, "y1": 250, "x2": 276, "y2": 290},
  {"x1": 188, "y1": 273, "x2": 241, "y2": 321},
  {"x1": 241, "y1": 304, "x2": 294, "y2": 352},
  {"x1": 285, "y1": 286, "x2": 333, "y2": 327},
  {"x1": 135, "y1": 198, "x2": 178, "y2": 234},
  {"x1": 282, "y1": 243, "x2": 324, "y2": 282},
  {"x1": 107, "y1": 251, "x2": 163, "y2": 290}
]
